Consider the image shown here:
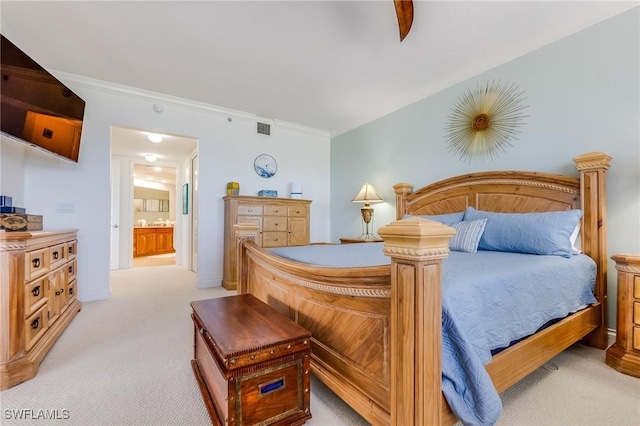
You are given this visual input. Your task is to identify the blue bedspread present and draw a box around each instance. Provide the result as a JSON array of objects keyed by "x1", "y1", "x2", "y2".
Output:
[{"x1": 269, "y1": 244, "x2": 597, "y2": 425}]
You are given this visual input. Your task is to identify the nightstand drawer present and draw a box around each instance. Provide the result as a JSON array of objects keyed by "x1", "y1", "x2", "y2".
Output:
[
  {"x1": 634, "y1": 302, "x2": 640, "y2": 326},
  {"x1": 237, "y1": 205, "x2": 263, "y2": 216},
  {"x1": 634, "y1": 327, "x2": 640, "y2": 351},
  {"x1": 634, "y1": 276, "x2": 640, "y2": 299},
  {"x1": 264, "y1": 205, "x2": 287, "y2": 216}
]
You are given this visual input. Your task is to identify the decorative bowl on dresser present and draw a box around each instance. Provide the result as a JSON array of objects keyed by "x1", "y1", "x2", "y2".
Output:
[
  {"x1": 222, "y1": 196, "x2": 311, "y2": 290},
  {"x1": 0, "y1": 229, "x2": 81, "y2": 390},
  {"x1": 190, "y1": 294, "x2": 312, "y2": 426},
  {"x1": 606, "y1": 254, "x2": 640, "y2": 378}
]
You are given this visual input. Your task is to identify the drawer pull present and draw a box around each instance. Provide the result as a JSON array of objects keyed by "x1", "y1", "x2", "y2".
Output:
[
  {"x1": 32, "y1": 258, "x2": 41, "y2": 268},
  {"x1": 52, "y1": 251, "x2": 59, "y2": 260},
  {"x1": 69, "y1": 266, "x2": 73, "y2": 274},
  {"x1": 69, "y1": 246, "x2": 74, "y2": 254},
  {"x1": 31, "y1": 317, "x2": 40, "y2": 330},
  {"x1": 69, "y1": 287, "x2": 74, "y2": 296},
  {"x1": 32, "y1": 286, "x2": 40, "y2": 297},
  {"x1": 274, "y1": 210, "x2": 279, "y2": 213},
  {"x1": 259, "y1": 378, "x2": 284, "y2": 395},
  {"x1": 247, "y1": 209, "x2": 253, "y2": 212}
]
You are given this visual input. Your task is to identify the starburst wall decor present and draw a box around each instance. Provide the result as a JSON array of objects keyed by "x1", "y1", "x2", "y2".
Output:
[{"x1": 445, "y1": 80, "x2": 529, "y2": 162}]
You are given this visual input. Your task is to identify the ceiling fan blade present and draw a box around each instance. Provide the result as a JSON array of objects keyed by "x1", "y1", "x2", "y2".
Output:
[{"x1": 394, "y1": 0, "x2": 414, "y2": 42}]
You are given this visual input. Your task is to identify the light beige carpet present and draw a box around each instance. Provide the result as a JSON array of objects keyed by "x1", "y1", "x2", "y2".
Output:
[{"x1": 1, "y1": 265, "x2": 639, "y2": 425}]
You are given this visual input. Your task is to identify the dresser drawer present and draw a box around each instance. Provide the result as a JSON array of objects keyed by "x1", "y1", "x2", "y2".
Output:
[
  {"x1": 288, "y1": 206, "x2": 308, "y2": 217},
  {"x1": 262, "y1": 232, "x2": 288, "y2": 248},
  {"x1": 25, "y1": 248, "x2": 49, "y2": 281},
  {"x1": 263, "y1": 216, "x2": 287, "y2": 232},
  {"x1": 237, "y1": 205, "x2": 263, "y2": 216},
  {"x1": 264, "y1": 205, "x2": 287, "y2": 216},
  {"x1": 67, "y1": 279, "x2": 77, "y2": 302},
  {"x1": 49, "y1": 243, "x2": 66, "y2": 269},
  {"x1": 25, "y1": 275, "x2": 48, "y2": 317},
  {"x1": 634, "y1": 327, "x2": 640, "y2": 351},
  {"x1": 67, "y1": 240, "x2": 77, "y2": 260},
  {"x1": 25, "y1": 304, "x2": 48, "y2": 351},
  {"x1": 634, "y1": 276, "x2": 640, "y2": 299},
  {"x1": 634, "y1": 302, "x2": 640, "y2": 326},
  {"x1": 66, "y1": 259, "x2": 78, "y2": 282}
]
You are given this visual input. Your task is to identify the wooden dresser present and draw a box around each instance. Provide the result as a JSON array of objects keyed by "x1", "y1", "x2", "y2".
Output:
[
  {"x1": 606, "y1": 254, "x2": 640, "y2": 378},
  {"x1": 0, "y1": 229, "x2": 81, "y2": 390},
  {"x1": 223, "y1": 196, "x2": 311, "y2": 290}
]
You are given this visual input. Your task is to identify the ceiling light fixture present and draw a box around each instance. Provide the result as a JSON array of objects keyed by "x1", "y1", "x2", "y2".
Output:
[
  {"x1": 147, "y1": 134, "x2": 163, "y2": 143},
  {"x1": 144, "y1": 153, "x2": 157, "y2": 162}
]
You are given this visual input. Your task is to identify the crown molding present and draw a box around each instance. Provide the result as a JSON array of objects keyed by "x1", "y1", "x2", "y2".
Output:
[{"x1": 53, "y1": 72, "x2": 330, "y2": 138}]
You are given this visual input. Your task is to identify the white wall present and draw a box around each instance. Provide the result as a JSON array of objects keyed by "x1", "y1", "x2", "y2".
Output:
[
  {"x1": 3, "y1": 76, "x2": 331, "y2": 301},
  {"x1": 330, "y1": 8, "x2": 640, "y2": 329}
]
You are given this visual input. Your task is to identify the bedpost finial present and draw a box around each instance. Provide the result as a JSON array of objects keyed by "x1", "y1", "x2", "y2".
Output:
[
  {"x1": 573, "y1": 152, "x2": 612, "y2": 171},
  {"x1": 393, "y1": 183, "x2": 413, "y2": 195},
  {"x1": 379, "y1": 217, "x2": 455, "y2": 261}
]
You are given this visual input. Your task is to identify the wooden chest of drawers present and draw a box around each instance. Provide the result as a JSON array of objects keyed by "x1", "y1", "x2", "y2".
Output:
[
  {"x1": 190, "y1": 294, "x2": 312, "y2": 426},
  {"x1": 0, "y1": 229, "x2": 81, "y2": 390},
  {"x1": 606, "y1": 254, "x2": 640, "y2": 377},
  {"x1": 223, "y1": 196, "x2": 311, "y2": 290}
]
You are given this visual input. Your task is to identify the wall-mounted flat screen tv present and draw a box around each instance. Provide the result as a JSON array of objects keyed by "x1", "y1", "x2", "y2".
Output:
[{"x1": 1, "y1": 34, "x2": 85, "y2": 162}]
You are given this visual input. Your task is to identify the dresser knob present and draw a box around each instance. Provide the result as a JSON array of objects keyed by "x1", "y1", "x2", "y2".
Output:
[
  {"x1": 32, "y1": 286, "x2": 40, "y2": 297},
  {"x1": 32, "y1": 258, "x2": 41, "y2": 268}
]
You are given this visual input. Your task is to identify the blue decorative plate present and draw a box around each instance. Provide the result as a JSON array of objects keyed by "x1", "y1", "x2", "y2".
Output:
[{"x1": 254, "y1": 154, "x2": 277, "y2": 178}]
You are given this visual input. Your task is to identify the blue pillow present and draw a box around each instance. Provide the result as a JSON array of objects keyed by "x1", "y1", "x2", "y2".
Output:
[
  {"x1": 463, "y1": 207, "x2": 583, "y2": 258},
  {"x1": 449, "y1": 219, "x2": 487, "y2": 253},
  {"x1": 403, "y1": 211, "x2": 465, "y2": 225}
]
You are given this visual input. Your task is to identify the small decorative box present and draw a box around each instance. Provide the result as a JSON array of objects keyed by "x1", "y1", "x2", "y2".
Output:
[
  {"x1": 0, "y1": 196, "x2": 13, "y2": 207},
  {"x1": 0, "y1": 206, "x2": 26, "y2": 214},
  {"x1": 258, "y1": 190, "x2": 278, "y2": 197},
  {"x1": 226, "y1": 182, "x2": 240, "y2": 196}
]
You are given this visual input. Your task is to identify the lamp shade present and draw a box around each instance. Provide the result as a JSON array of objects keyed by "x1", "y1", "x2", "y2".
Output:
[{"x1": 351, "y1": 184, "x2": 383, "y2": 204}]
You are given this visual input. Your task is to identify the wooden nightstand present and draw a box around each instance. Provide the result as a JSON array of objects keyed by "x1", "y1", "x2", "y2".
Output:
[
  {"x1": 606, "y1": 254, "x2": 640, "y2": 378},
  {"x1": 340, "y1": 237, "x2": 384, "y2": 244}
]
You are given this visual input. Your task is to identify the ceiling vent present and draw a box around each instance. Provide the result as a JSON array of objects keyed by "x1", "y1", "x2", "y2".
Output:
[{"x1": 257, "y1": 122, "x2": 271, "y2": 136}]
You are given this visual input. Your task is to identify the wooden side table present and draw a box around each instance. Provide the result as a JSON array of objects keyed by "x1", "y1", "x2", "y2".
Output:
[
  {"x1": 340, "y1": 237, "x2": 384, "y2": 244},
  {"x1": 605, "y1": 254, "x2": 640, "y2": 378}
]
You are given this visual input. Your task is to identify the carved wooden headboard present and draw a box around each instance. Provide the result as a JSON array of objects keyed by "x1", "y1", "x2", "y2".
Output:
[{"x1": 393, "y1": 152, "x2": 612, "y2": 347}]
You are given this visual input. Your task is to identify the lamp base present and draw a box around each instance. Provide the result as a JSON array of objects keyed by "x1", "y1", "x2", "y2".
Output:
[{"x1": 358, "y1": 232, "x2": 379, "y2": 240}]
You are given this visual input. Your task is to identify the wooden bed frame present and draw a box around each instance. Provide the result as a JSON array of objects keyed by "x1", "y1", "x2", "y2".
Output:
[{"x1": 235, "y1": 152, "x2": 611, "y2": 425}]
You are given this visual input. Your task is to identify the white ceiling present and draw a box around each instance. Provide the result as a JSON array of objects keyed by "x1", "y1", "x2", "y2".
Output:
[{"x1": 1, "y1": 1, "x2": 635, "y2": 139}]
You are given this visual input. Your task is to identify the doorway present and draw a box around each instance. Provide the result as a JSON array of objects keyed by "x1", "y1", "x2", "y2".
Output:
[{"x1": 110, "y1": 125, "x2": 198, "y2": 271}]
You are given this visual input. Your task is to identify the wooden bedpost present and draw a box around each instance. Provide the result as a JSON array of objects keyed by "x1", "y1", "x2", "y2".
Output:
[
  {"x1": 573, "y1": 151, "x2": 612, "y2": 349},
  {"x1": 378, "y1": 217, "x2": 455, "y2": 426},
  {"x1": 394, "y1": 183, "x2": 413, "y2": 220},
  {"x1": 233, "y1": 222, "x2": 260, "y2": 295}
]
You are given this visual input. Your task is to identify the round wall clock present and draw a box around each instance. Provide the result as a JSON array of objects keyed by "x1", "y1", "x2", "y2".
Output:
[{"x1": 254, "y1": 154, "x2": 277, "y2": 178}]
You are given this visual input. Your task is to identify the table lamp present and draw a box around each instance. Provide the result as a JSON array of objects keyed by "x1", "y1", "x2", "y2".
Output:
[{"x1": 351, "y1": 183, "x2": 383, "y2": 240}]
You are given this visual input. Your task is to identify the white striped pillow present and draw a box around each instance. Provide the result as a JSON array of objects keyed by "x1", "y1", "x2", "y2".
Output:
[{"x1": 449, "y1": 219, "x2": 487, "y2": 253}]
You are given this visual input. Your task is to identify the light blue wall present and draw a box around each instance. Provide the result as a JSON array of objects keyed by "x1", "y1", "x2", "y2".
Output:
[{"x1": 331, "y1": 7, "x2": 640, "y2": 330}]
